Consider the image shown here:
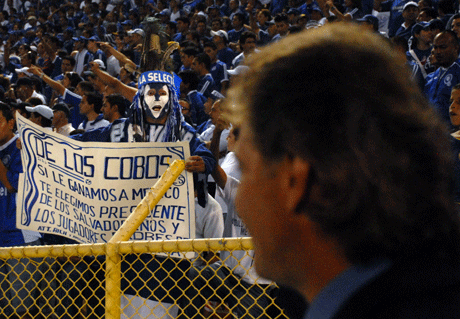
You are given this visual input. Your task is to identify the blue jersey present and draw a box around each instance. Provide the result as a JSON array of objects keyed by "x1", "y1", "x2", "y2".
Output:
[
  {"x1": 71, "y1": 118, "x2": 216, "y2": 175},
  {"x1": 173, "y1": 33, "x2": 186, "y2": 43},
  {"x1": 270, "y1": 0, "x2": 288, "y2": 15},
  {"x1": 74, "y1": 49, "x2": 93, "y2": 76},
  {"x1": 0, "y1": 135, "x2": 27, "y2": 247},
  {"x1": 258, "y1": 30, "x2": 272, "y2": 46},
  {"x1": 394, "y1": 23, "x2": 414, "y2": 41},
  {"x1": 50, "y1": 56, "x2": 63, "y2": 80},
  {"x1": 196, "y1": 119, "x2": 211, "y2": 135},
  {"x1": 406, "y1": 47, "x2": 432, "y2": 65},
  {"x1": 78, "y1": 114, "x2": 110, "y2": 132},
  {"x1": 227, "y1": 28, "x2": 247, "y2": 43},
  {"x1": 381, "y1": 0, "x2": 410, "y2": 38},
  {"x1": 217, "y1": 48, "x2": 236, "y2": 69},
  {"x1": 187, "y1": 90, "x2": 208, "y2": 126},
  {"x1": 424, "y1": 60, "x2": 460, "y2": 125},
  {"x1": 197, "y1": 73, "x2": 217, "y2": 99},
  {"x1": 63, "y1": 89, "x2": 86, "y2": 129},
  {"x1": 209, "y1": 61, "x2": 228, "y2": 93}
]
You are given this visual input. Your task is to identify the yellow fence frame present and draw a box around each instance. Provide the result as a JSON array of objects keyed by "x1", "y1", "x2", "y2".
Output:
[
  {"x1": 0, "y1": 238, "x2": 255, "y2": 318},
  {"x1": 1, "y1": 160, "x2": 267, "y2": 319}
]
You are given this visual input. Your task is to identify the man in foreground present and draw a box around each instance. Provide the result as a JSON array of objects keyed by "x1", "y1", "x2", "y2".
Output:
[{"x1": 227, "y1": 23, "x2": 460, "y2": 318}]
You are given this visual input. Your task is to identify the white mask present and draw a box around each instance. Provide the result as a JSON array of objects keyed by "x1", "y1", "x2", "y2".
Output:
[{"x1": 143, "y1": 83, "x2": 170, "y2": 120}]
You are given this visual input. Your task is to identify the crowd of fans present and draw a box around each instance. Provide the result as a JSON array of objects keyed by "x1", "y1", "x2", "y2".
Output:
[{"x1": 0, "y1": 0, "x2": 458, "y2": 131}]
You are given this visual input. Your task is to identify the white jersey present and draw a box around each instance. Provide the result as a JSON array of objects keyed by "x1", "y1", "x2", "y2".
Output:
[{"x1": 195, "y1": 194, "x2": 224, "y2": 239}]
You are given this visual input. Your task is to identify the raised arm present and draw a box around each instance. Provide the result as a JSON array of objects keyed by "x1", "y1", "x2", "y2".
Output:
[
  {"x1": 29, "y1": 64, "x2": 65, "y2": 96},
  {"x1": 246, "y1": 0, "x2": 259, "y2": 33},
  {"x1": 41, "y1": 37, "x2": 57, "y2": 61},
  {"x1": 209, "y1": 119, "x2": 229, "y2": 189},
  {"x1": 98, "y1": 42, "x2": 137, "y2": 71},
  {"x1": 89, "y1": 61, "x2": 137, "y2": 102}
]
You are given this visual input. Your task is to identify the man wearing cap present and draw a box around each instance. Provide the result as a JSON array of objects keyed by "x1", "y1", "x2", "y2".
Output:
[
  {"x1": 121, "y1": 20, "x2": 134, "y2": 33},
  {"x1": 87, "y1": 36, "x2": 107, "y2": 68},
  {"x1": 25, "y1": 104, "x2": 53, "y2": 129},
  {"x1": 394, "y1": 1, "x2": 419, "y2": 40},
  {"x1": 127, "y1": 29, "x2": 145, "y2": 47},
  {"x1": 407, "y1": 21, "x2": 435, "y2": 78},
  {"x1": 298, "y1": 0, "x2": 320, "y2": 16},
  {"x1": 374, "y1": 0, "x2": 418, "y2": 37},
  {"x1": 127, "y1": 28, "x2": 144, "y2": 66},
  {"x1": 16, "y1": 77, "x2": 46, "y2": 104},
  {"x1": 356, "y1": 14, "x2": 380, "y2": 32},
  {"x1": 52, "y1": 103, "x2": 75, "y2": 136},
  {"x1": 73, "y1": 36, "x2": 93, "y2": 76},
  {"x1": 23, "y1": 15, "x2": 38, "y2": 31},
  {"x1": 158, "y1": 9, "x2": 171, "y2": 25},
  {"x1": 211, "y1": 29, "x2": 236, "y2": 68}
]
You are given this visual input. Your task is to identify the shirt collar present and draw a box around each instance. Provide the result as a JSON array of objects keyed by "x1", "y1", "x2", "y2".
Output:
[{"x1": 304, "y1": 259, "x2": 392, "y2": 319}]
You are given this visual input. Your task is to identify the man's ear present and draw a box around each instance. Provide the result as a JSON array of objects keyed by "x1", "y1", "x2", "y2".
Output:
[{"x1": 284, "y1": 156, "x2": 311, "y2": 213}]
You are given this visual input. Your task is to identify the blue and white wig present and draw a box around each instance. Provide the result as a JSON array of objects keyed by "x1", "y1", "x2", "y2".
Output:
[{"x1": 131, "y1": 70, "x2": 183, "y2": 142}]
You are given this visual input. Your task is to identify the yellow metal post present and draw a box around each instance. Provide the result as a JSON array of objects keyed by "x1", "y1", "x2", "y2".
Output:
[{"x1": 105, "y1": 159, "x2": 186, "y2": 319}]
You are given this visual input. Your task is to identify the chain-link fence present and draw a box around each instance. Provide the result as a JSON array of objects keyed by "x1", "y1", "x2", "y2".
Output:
[
  {"x1": 1, "y1": 161, "x2": 303, "y2": 319},
  {"x1": 0, "y1": 238, "x2": 290, "y2": 319}
]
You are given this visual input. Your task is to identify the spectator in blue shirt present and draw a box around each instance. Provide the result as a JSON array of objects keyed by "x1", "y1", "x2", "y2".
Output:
[{"x1": 192, "y1": 52, "x2": 217, "y2": 102}]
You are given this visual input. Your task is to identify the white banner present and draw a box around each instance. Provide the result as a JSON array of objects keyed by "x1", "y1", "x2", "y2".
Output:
[{"x1": 16, "y1": 114, "x2": 195, "y2": 247}]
